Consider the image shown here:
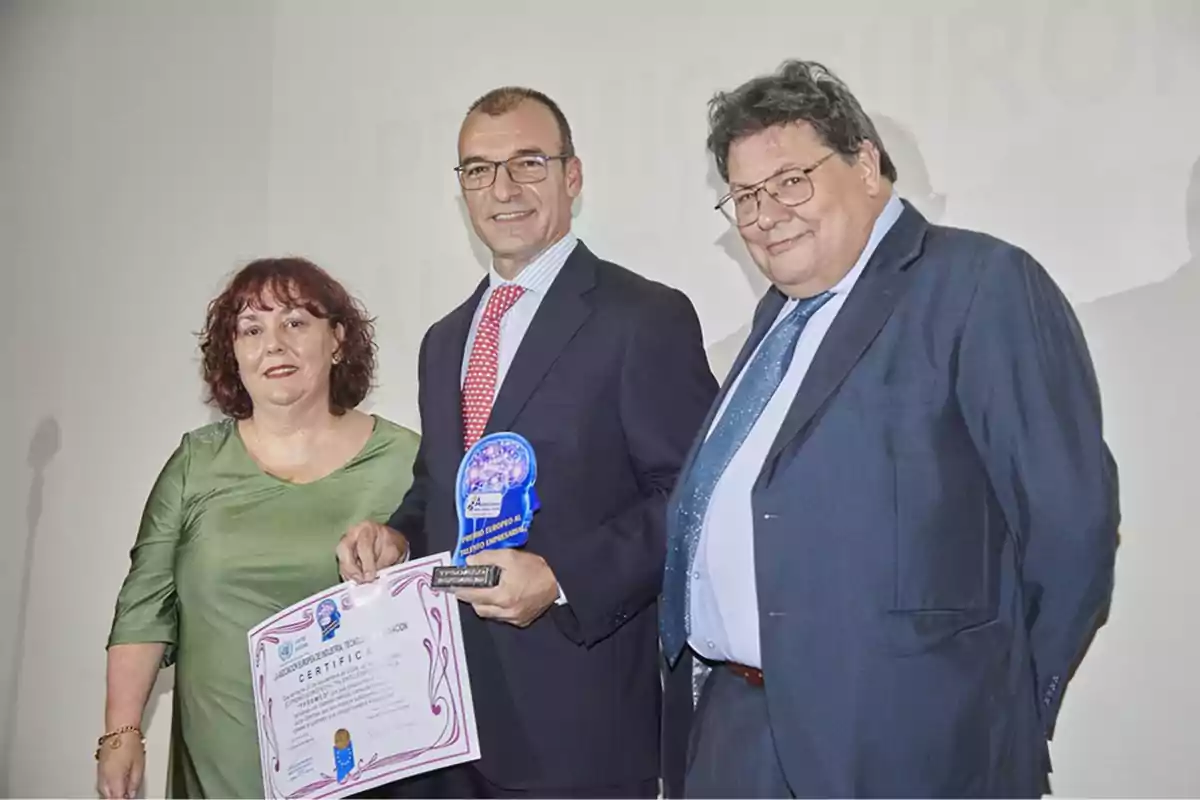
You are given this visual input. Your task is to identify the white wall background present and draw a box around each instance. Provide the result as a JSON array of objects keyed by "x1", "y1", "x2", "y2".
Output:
[{"x1": 2, "y1": 0, "x2": 1198, "y2": 796}]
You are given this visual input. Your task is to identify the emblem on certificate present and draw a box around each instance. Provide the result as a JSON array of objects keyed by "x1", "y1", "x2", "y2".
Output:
[
  {"x1": 333, "y1": 728, "x2": 355, "y2": 782},
  {"x1": 431, "y1": 431, "x2": 539, "y2": 589}
]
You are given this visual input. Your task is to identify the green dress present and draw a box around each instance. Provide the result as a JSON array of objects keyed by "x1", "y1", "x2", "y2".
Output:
[{"x1": 107, "y1": 415, "x2": 420, "y2": 799}]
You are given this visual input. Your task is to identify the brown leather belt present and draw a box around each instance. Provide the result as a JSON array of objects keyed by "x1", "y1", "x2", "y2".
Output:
[{"x1": 725, "y1": 662, "x2": 764, "y2": 687}]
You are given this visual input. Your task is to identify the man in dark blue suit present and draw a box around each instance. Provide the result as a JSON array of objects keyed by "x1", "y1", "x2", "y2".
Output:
[
  {"x1": 660, "y1": 60, "x2": 1119, "y2": 798},
  {"x1": 340, "y1": 86, "x2": 717, "y2": 797}
]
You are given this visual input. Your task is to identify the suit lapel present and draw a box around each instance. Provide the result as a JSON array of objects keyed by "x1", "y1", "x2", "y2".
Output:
[
  {"x1": 760, "y1": 203, "x2": 930, "y2": 476},
  {"x1": 484, "y1": 242, "x2": 597, "y2": 434},
  {"x1": 432, "y1": 278, "x2": 488, "y2": 454}
]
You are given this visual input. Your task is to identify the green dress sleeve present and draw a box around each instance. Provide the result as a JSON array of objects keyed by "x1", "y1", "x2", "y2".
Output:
[{"x1": 107, "y1": 434, "x2": 191, "y2": 667}]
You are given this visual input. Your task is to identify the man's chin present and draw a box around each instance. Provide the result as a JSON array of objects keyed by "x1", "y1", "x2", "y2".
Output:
[
  {"x1": 483, "y1": 227, "x2": 532, "y2": 250},
  {"x1": 485, "y1": 233, "x2": 540, "y2": 259},
  {"x1": 763, "y1": 259, "x2": 816, "y2": 290}
]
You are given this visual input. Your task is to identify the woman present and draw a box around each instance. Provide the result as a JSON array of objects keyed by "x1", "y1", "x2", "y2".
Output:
[{"x1": 96, "y1": 257, "x2": 419, "y2": 799}]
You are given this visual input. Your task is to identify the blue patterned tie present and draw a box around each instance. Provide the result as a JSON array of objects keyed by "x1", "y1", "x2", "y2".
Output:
[{"x1": 661, "y1": 291, "x2": 833, "y2": 665}]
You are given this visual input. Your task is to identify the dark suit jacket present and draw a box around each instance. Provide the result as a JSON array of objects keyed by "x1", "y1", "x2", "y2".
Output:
[
  {"x1": 662, "y1": 203, "x2": 1119, "y2": 798},
  {"x1": 390, "y1": 241, "x2": 717, "y2": 791}
]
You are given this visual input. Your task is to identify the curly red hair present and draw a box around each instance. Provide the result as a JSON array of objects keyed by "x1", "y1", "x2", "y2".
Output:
[{"x1": 199, "y1": 257, "x2": 377, "y2": 419}]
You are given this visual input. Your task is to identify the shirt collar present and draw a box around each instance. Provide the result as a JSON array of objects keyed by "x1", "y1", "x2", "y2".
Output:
[
  {"x1": 828, "y1": 189, "x2": 904, "y2": 296},
  {"x1": 488, "y1": 231, "x2": 579, "y2": 296}
]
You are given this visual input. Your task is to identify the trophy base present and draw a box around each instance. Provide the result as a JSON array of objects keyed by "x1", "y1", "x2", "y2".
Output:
[{"x1": 431, "y1": 564, "x2": 501, "y2": 589}]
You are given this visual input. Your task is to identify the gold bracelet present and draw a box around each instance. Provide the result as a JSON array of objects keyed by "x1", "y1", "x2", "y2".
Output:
[{"x1": 94, "y1": 726, "x2": 144, "y2": 760}]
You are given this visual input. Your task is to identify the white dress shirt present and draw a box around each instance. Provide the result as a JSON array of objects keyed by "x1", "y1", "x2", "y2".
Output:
[
  {"x1": 461, "y1": 231, "x2": 578, "y2": 605},
  {"x1": 688, "y1": 192, "x2": 904, "y2": 667},
  {"x1": 460, "y1": 231, "x2": 578, "y2": 388}
]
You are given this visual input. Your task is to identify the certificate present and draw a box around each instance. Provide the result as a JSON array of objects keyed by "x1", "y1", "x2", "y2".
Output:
[{"x1": 247, "y1": 552, "x2": 480, "y2": 799}]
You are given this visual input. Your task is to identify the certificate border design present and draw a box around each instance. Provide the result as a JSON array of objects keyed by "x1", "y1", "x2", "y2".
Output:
[{"x1": 249, "y1": 561, "x2": 473, "y2": 799}]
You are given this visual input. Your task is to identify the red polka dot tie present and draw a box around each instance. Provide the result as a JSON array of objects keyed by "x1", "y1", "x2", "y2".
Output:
[{"x1": 462, "y1": 284, "x2": 526, "y2": 449}]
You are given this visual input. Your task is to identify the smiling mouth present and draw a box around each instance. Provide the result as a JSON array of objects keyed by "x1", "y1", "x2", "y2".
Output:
[
  {"x1": 766, "y1": 232, "x2": 811, "y2": 255},
  {"x1": 264, "y1": 365, "x2": 298, "y2": 379},
  {"x1": 491, "y1": 210, "x2": 534, "y2": 222}
]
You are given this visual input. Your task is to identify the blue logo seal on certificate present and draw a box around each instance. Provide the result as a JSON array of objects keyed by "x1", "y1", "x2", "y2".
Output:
[
  {"x1": 333, "y1": 728, "x2": 354, "y2": 782},
  {"x1": 431, "y1": 432, "x2": 539, "y2": 589}
]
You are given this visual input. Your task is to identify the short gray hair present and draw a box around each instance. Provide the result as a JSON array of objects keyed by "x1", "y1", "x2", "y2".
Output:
[{"x1": 707, "y1": 60, "x2": 897, "y2": 184}]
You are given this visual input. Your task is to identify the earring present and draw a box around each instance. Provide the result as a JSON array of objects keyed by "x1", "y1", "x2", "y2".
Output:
[{"x1": 332, "y1": 353, "x2": 342, "y2": 365}]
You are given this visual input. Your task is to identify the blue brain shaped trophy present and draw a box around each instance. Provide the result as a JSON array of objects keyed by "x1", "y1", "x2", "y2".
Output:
[{"x1": 431, "y1": 432, "x2": 540, "y2": 589}]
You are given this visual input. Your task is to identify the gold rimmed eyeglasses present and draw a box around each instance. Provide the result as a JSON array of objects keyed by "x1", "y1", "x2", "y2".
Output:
[{"x1": 715, "y1": 152, "x2": 836, "y2": 226}]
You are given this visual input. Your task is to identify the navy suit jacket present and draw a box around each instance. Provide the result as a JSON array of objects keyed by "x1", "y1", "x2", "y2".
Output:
[
  {"x1": 662, "y1": 203, "x2": 1119, "y2": 798},
  {"x1": 390, "y1": 241, "x2": 717, "y2": 790}
]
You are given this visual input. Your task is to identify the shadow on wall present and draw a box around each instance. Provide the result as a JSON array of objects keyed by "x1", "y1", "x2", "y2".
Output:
[
  {"x1": 1074, "y1": 156, "x2": 1200, "y2": 564},
  {"x1": 2, "y1": 419, "x2": 177, "y2": 794},
  {"x1": 704, "y1": 157, "x2": 770, "y2": 383},
  {"x1": 872, "y1": 114, "x2": 945, "y2": 225},
  {"x1": 1075, "y1": 155, "x2": 1200, "y2": 479},
  {"x1": 1065, "y1": 157, "x2": 1200, "y2": 794},
  {"x1": 703, "y1": 114, "x2": 945, "y2": 383},
  {"x1": 3, "y1": 418, "x2": 61, "y2": 789}
]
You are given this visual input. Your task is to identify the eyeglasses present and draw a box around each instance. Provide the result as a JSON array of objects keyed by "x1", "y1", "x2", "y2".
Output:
[
  {"x1": 454, "y1": 154, "x2": 572, "y2": 190},
  {"x1": 715, "y1": 152, "x2": 836, "y2": 226}
]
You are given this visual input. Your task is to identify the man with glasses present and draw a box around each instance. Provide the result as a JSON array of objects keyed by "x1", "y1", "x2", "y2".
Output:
[
  {"x1": 659, "y1": 60, "x2": 1118, "y2": 797},
  {"x1": 345, "y1": 86, "x2": 716, "y2": 798}
]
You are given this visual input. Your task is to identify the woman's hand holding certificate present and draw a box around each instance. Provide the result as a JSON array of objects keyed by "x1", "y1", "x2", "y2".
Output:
[{"x1": 336, "y1": 520, "x2": 409, "y2": 583}]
